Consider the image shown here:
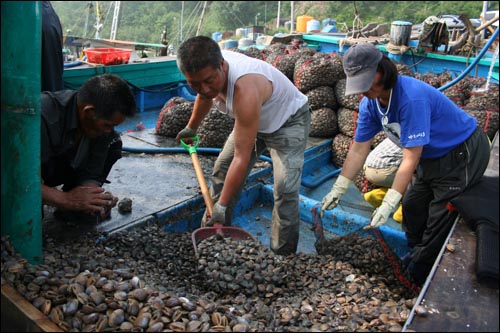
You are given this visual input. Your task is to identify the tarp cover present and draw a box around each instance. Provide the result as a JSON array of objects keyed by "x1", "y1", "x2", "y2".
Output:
[{"x1": 450, "y1": 176, "x2": 499, "y2": 289}]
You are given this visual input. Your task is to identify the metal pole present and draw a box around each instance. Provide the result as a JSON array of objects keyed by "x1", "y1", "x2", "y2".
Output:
[
  {"x1": 196, "y1": 1, "x2": 207, "y2": 36},
  {"x1": 277, "y1": 1, "x2": 280, "y2": 29},
  {"x1": 482, "y1": 1, "x2": 489, "y2": 40},
  {"x1": 290, "y1": 1, "x2": 294, "y2": 33},
  {"x1": 1, "y1": 0, "x2": 43, "y2": 264},
  {"x1": 180, "y1": 1, "x2": 184, "y2": 42}
]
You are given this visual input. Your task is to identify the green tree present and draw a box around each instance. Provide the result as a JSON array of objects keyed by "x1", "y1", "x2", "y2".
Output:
[{"x1": 52, "y1": 1, "x2": 498, "y2": 43}]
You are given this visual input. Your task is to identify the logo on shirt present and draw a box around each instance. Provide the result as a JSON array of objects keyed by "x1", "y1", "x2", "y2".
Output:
[{"x1": 408, "y1": 132, "x2": 426, "y2": 140}]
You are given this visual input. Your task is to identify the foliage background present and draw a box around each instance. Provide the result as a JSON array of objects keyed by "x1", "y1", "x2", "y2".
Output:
[{"x1": 52, "y1": 1, "x2": 498, "y2": 47}]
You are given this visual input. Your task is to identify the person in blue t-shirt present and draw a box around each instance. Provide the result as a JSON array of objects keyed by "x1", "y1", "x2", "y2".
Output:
[{"x1": 320, "y1": 43, "x2": 490, "y2": 285}]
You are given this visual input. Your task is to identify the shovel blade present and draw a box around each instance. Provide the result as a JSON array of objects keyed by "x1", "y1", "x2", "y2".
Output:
[{"x1": 192, "y1": 225, "x2": 255, "y2": 255}]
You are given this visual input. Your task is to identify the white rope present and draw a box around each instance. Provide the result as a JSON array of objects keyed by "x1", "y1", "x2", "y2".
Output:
[{"x1": 385, "y1": 43, "x2": 410, "y2": 55}]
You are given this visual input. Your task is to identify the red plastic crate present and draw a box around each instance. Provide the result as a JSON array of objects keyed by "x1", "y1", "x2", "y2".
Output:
[{"x1": 84, "y1": 48, "x2": 132, "y2": 65}]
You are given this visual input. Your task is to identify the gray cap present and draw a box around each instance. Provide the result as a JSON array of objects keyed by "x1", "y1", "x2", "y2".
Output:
[{"x1": 342, "y1": 43, "x2": 383, "y2": 96}]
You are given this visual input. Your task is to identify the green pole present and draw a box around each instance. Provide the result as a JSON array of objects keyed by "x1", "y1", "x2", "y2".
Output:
[{"x1": 1, "y1": 1, "x2": 42, "y2": 264}]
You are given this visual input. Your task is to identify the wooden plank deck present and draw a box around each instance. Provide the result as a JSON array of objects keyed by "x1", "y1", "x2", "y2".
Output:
[{"x1": 1, "y1": 284, "x2": 62, "y2": 332}]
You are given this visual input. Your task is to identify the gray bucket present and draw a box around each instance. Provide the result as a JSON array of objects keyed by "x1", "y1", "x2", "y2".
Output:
[{"x1": 390, "y1": 21, "x2": 412, "y2": 46}]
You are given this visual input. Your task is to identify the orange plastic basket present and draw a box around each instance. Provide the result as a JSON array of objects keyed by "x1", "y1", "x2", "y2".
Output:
[{"x1": 84, "y1": 48, "x2": 132, "y2": 65}]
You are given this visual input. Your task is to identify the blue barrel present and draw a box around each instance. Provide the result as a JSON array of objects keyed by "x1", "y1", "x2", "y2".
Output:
[
  {"x1": 212, "y1": 32, "x2": 222, "y2": 42},
  {"x1": 322, "y1": 18, "x2": 332, "y2": 28},
  {"x1": 224, "y1": 39, "x2": 238, "y2": 49}
]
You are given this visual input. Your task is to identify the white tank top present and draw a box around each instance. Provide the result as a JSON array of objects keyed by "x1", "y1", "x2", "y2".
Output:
[{"x1": 213, "y1": 50, "x2": 308, "y2": 133}]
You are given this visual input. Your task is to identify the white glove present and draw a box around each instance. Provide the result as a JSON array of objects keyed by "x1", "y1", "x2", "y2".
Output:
[
  {"x1": 207, "y1": 202, "x2": 228, "y2": 226},
  {"x1": 320, "y1": 175, "x2": 351, "y2": 217},
  {"x1": 370, "y1": 189, "x2": 402, "y2": 228}
]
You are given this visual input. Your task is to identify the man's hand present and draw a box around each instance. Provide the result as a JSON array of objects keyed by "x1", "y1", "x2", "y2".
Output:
[
  {"x1": 370, "y1": 189, "x2": 402, "y2": 228},
  {"x1": 100, "y1": 191, "x2": 118, "y2": 220},
  {"x1": 320, "y1": 175, "x2": 351, "y2": 217},
  {"x1": 65, "y1": 186, "x2": 116, "y2": 216},
  {"x1": 207, "y1": 202, "x2": 228, "y2": 226},
  {"x1": 175, "y1": 127, "x2": 197, "y2": 143}
]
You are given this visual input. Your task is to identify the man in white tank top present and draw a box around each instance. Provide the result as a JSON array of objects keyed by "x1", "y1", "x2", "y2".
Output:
[{"x1": 176, "y1": 36, "x2": 311, "y2": 255}]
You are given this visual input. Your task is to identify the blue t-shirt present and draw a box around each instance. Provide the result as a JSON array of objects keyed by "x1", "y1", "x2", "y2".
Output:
[{"x1": 354, "y1": 75, "x2": 477, "y2": 159}]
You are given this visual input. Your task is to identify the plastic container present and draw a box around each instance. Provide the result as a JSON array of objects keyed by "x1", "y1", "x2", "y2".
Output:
[
  {"x1": 390, "y1": 21, "x2": 412, "y2": 46},
  {"x1": 238, "y1": 38, "x2": 254, "y2": 48},
  {"x1": 322, "y1": 18, "x2": 333, "y2": 28},
  {"x1": 256, "y1": 35, "x2": 267, "y2": 46},
  {"x1": 224, "y1": 39, "x2": 238, "y2": 49},
  {"x1": 321, "y1": 25, "x2": 338, "y2": 33},
  {"x1": 212, "y1": 32, "x2": 222, "y2": 42},
  {"x1": 84, "y1": 48, "x2": 132, "y2": 65},
  {"x1": 235, "y1": 28, "x2": 248, "y2": 38},
  {"x1": 306, "y1": 19, "x2": 321, "y2": 32},
  {"x1": 296, "y1": 15, "x2": 313, "y2": 33}
]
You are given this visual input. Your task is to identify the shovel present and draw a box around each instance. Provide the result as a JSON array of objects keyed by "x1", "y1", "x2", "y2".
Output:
[{"x1": 180, "y1": 136, "x2": 255, "y2": 255}]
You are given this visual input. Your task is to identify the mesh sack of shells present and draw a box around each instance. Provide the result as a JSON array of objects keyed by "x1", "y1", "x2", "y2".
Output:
[
  {"x1": 287, "y1": 46, "x2": 318, "y2": 57},
  {"x1": 354, "y1": 168, "x2": 377, "y2": 193},
  {"x1": 464, "y1": 88, "x2": 500, "y2": 113},
  {"x1": 293, "y1": 55, "x2": 337, "y2": 93},
  {"x1": 266, "y1": 52, "x2": 302, "y2": 81},
  {"x1": 437, "y1": 70, "x2": 454, "y2": 86},
  {"x1": 396, "y1": 63, "x2": 415, "y2": 77},
  {"x1": 316, "y1": 232, "x2": 410, "y2": 283},
  {"x1": 465, "y1": 109, "x2": 500, "y2": 141},
  {"x1": 309, "y1": 107, "x2": 338, "y2": 138},
  {"x1": 197, "y1": 107, "x2": 235, "y2": 148},
  {"x1": 264, "y1": 42, "x2": 287, "y2": 55},
  {"x1": 305, "y1": 85, "x2": 338, "y2": 110},
  {"x1": 312, "y1": 51, "x2": 330, "y2": 59},
  {"x1": 325, "y1": 51, "x2": 346, "y2": 81},
  {"x1": 442, "y1": 86, "x2": 467, "y2": 106},
  {"x1": 335, "y1": 79, "x2": 362, "y2": 110},
  {"x1": 155, "y1": 97, "x2": 189, "y2": 133},
  {"x1": 331, "y1": 133, "x2": 353, "y2": 167},
  {"x1": 337, "y1": 107, "x2": 358, "y2": 137},
  {"x1": 242, "y1": 46, "x2": 267, "y2": 61},
  {"x1": 467, "y1": 76, "x2": 488, "y2": 90},
  {"x1": 156, "y1": 101, "x2": 193, "y2": 137},
  {"x1": 196, "y1": 234, "x2": 285, "y2": 296},
  {"x1": 415, "y1": 72, "x2": 441, "y2": 88},
  {"x1": 371, "y1": 131, "x2": 388, "y2": 149},
  {"x1": 453, "y1": 77, "x2": 474, "y2": 100}
]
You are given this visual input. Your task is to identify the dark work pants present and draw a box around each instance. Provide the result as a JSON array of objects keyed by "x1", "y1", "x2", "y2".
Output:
[{"x1": 402, "y1": 127, "x2": 490, "y2": 284}]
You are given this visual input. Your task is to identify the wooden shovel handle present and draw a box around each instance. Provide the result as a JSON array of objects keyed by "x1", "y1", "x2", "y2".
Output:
[{"x1": 190, "y1": 152, "x2": 214, "y2": 217}]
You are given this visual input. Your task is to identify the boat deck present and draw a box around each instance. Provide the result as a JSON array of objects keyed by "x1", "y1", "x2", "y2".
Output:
[{"x1": 404, "y1": 132, "x2": 499, "y2": 332}]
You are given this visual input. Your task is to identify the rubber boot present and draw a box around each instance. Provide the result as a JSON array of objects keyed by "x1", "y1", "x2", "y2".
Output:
[
  {"x1": 393, "y1": 204, "x2": 403, "y2": 223},
  {"x1": 363, "y1": 187, "x2": 388, "y2": 208}
]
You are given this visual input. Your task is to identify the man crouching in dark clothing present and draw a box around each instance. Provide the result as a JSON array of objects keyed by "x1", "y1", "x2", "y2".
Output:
[{"x1": 41, "y1": 74, "x2": 136, "y2": 222}]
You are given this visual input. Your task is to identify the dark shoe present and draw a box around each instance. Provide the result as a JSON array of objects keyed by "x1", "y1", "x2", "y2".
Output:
[{"x1": 406, "y1": 261, "x2": 432, "y2": 286}]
